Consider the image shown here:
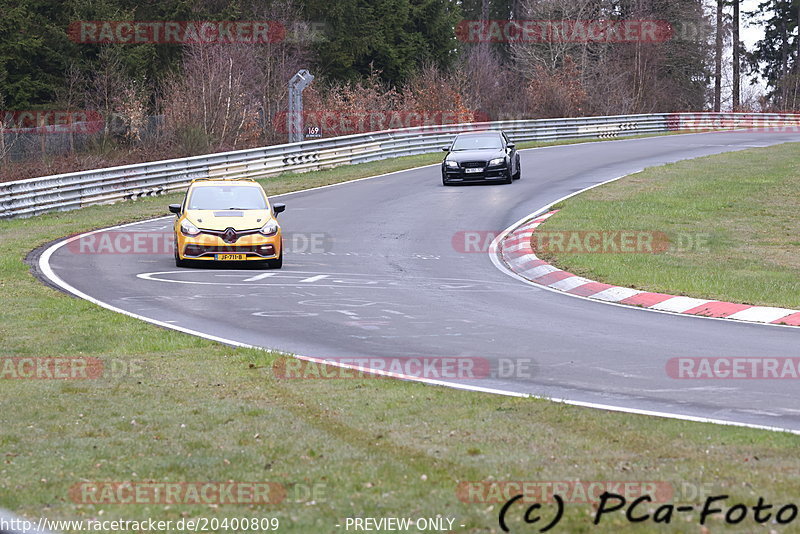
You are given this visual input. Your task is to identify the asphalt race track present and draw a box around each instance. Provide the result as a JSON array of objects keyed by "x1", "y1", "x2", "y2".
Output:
[{"x1": 39, "y1": 131, "x2": 800, "y2": 432}]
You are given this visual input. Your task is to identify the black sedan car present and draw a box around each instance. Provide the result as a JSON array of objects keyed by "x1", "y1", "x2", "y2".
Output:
[{"x1": 441, "y1": 131, "x2": 521, "y2": 185}]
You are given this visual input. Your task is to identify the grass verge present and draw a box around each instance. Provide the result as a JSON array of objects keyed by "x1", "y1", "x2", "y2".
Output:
[
  {"x1": 540, "y1": 142, "x2": 800, "y2": 309},
  {"x1": 1, "y1": 136, "x2": 798, "y2": 533}
]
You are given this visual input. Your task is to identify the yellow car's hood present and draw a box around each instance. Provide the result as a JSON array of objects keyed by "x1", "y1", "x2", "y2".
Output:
[{"x1": 186, "y1": 209, "x2": 272, "y2": 231}]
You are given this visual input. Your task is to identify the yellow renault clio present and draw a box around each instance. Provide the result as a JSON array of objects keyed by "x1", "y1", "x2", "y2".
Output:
[{"x1": 169, "y1": 178, "x2": 285, "y2": 268}]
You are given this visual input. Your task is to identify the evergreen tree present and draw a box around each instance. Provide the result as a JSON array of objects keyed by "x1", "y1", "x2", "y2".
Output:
[
  {"x1": 302, "y1": 0, "x2": 460, "y2": 83},
  {"x1": 748, "y1": 0, "x2": 799, "y2": 109}
]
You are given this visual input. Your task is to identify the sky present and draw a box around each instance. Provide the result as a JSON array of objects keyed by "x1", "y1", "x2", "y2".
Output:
[
  {"x1": 740, "y1": 0, "x2": 765, "y2": 50},
  {"x1": 723, "y1": 0, "x2": 770, "y2": 107}
]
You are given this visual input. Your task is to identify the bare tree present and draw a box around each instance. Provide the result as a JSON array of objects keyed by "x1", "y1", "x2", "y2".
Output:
[
  {"x1": 402, "y1": 63, "x2": 471, "y2": 117},
  {"x1": 0, "y1": 88, "x2": 6, "y2": 167},
  {"x1": 0, "y1": 77, "x2": 20, "y2": 167},
  {"x1": 88, "y1": 47, "x2": 130, "y2": 146},
  {"x1": 781, "y1": 10, "x2": 789, "y2": 107},
  {"x1": 525, "y1": 57, "x2": 588, "y2": 117},
  {"x1": 162, "y1": 43, "x2": 264, "y2": 154},
  {"x1": 794, "y1": 1, "x2": 800, "y2": 110},
  {"x1": 456, "y1": 46, "x2": 524, "y2": 120},
  {"x1": 115, "y1": 81, "x2": 148, "y2": 144},
  {"x1": 732, "y1": 0, "x2": 740, "y2": 110},
  {"x1": 714, "y1": 0, "x2": 723, "y2": 111},
  {"x1": 244, "y1": 0, "x2": 315, "y2": 144},
  {"x1": 55, "y1": 62, "x2": 87, "y2": 153},
  {"x1": 509, "y1": 0, "x2": 599, "y2": 73}
]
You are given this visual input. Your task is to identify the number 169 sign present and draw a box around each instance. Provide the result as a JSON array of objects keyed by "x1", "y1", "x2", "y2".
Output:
[{"x1": 305, "y1": 126, "x2": 322, "y2": 138}]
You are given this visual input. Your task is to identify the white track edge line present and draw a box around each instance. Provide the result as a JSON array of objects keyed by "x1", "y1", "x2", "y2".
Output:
[
  {"x1": 39, "y1": 235, "x2": 531, "y2": 398},
  {"x1": 34, "y1": 239, "x2": 800, "y2": 435},
  {"x1": 38, "y1": 132, "x2": 800, "y2": 435},
  {"x1": 489, "y1": 176, "x2": 800, "y2": 331},
  {"x1": 486, "y1": 170, "x2": 800, "y2": 432},
  {"x1": 35, "y1": 241, "x2": 800, "y2": 435}
]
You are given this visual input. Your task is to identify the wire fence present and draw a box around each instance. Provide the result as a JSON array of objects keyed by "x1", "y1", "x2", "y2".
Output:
[{"x1": 1, "y1": 112, "x2": 798, "y2": 219}]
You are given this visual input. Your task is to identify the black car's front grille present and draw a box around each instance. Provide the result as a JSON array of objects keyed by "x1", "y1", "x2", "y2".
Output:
[{"x1": 461, "y1": 161, "x2": 486, "y2": 168}]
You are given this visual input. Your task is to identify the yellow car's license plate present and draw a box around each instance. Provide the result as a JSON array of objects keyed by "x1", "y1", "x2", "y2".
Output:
[{"x1": 215, "y1": 254, "x2": 246, "y2": 261}]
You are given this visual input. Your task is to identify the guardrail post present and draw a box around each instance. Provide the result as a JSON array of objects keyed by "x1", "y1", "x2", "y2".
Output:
[{"x1": 287, "y1": 70, "x2": 315, "y2": 144}]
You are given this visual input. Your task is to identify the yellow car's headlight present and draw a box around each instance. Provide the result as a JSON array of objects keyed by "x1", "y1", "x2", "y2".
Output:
[
  {"x1": 259, "y1": 221, "x2": 279, "y2": 236},
  {"x1": 180, "y1": 219, "x2": 200, "y2": 236}
]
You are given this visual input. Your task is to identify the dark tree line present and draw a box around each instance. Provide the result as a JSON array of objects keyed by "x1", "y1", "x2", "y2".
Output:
[
  {"x1": 748, "y1": 0, "x2": 800, "y2": 110},
  {"x1": 0, "y1": 0, "x2": 718, "y2": 111},
  {"x1": 1, "y1": 0, "x2": 785, "y2": 179}
]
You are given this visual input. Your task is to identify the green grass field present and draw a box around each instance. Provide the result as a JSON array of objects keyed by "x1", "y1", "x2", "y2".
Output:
[
  {"x1": 541, "y1": 142, "x2": 800, "y2": 309},
  {"x1": 2, "y1": 137, "x2": 799, "y2": 533}
]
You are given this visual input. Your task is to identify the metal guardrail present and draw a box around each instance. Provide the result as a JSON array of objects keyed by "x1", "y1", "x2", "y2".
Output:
[{"x1": 1, "y1": 112, "x2": 799, "y2": 219}]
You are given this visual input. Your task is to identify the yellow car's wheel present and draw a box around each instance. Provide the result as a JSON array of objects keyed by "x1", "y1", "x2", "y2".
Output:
[
  {"x1": 266, "y1": 246, "x2": 283, "y2": 269},
  {"x1": 174, "y1": 241, "x2": 190, "y2": 267}
]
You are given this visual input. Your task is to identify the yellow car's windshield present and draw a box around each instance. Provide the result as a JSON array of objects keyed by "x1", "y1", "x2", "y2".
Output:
[{"x1": 188, "y1": 185, "x2": 267, "y2": 210}]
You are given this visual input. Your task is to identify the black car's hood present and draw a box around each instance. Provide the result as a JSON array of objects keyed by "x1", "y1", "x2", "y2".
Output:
[{"x1": 445, "y1": 149, "x2": 506, "y2": 163}]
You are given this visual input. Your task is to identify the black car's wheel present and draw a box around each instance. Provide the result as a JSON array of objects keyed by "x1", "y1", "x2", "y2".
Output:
[
  {"x1": 442, "y1": 175, "x2": 451, "y2": 186},
  {"x1": 503, "y1": 168, "x2": 513, "y2": 184},
  {"x1": 513, "y1": 167, "x2": 521, "y2": 180}
]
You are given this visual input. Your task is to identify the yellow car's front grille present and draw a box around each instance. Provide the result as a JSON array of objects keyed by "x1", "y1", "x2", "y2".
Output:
[{"x1": 183, "y1": 244, "x2": 276, "y2": 258}]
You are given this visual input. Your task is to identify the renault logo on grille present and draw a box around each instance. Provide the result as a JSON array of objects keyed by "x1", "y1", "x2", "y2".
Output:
[{"x1": 222, "y1": 227, "x2": 238, "y2": 243}]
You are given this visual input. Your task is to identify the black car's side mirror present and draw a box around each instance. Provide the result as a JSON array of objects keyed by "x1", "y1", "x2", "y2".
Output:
[
  {"x1": 507, "y1": 143, "x2": 516, "y2": 150},
  {"x1": 441, "y1": 146, "x2": 450, "y2": 152},
  {"x1": 273, "y1": 203, "x2": 286, "y2": 216},
  {"x1": 169, "y1": 204, "x2": 181, "y2": 215}
]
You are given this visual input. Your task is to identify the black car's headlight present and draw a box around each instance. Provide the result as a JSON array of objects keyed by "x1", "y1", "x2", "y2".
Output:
[
  {"x1": 488, "y1": 157, "x2": 505, "y2": 166},
  {"x1": 445, "y1": 160, "x2": 459, "y2": 168}
]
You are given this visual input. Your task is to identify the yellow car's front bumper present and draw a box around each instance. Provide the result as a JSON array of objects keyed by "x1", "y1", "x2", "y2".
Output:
[{"x1": 176, "y1": 231, "x2": 282, "y2": 261}]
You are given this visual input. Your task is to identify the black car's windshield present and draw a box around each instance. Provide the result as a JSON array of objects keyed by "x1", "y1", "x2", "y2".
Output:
[
  {"x1": 451, "y1": 135, "x2": 503, "y2": 151},
  {"x1": 188, "y1": 185, "x2": 267, "y2": 210}
]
